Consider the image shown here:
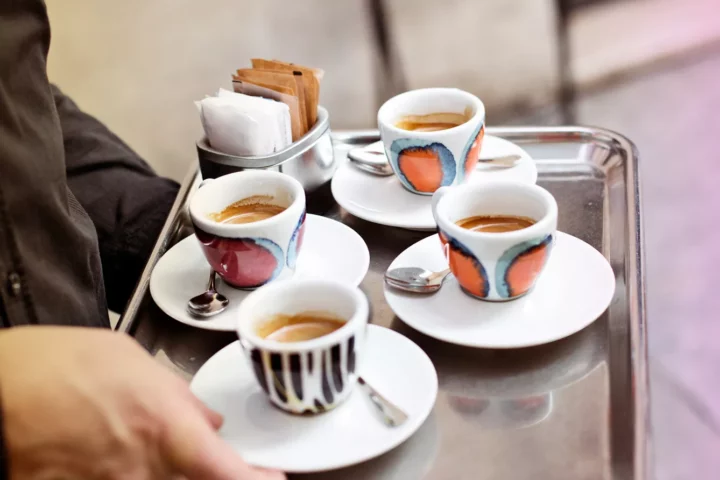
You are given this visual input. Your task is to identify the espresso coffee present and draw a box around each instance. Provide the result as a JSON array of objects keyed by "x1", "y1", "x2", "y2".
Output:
[
  {"x1": 210, "y1": 195, "x2": 285, "y2": 224},
  {"x1": 257, "y1": 312, "x2": 346, "y2": 343},
  {"x1": 395, "y1": 111, "x2": 470, "y2": 132},
  {"x1": 456, "y1": 215, "x2": 535, "y2": 233}
]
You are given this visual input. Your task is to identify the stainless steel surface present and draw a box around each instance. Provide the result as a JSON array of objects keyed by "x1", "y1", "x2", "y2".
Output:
[
  {"x1": 384, "y1": 267, "x2": 451, "y2": 293},
  {"x1": 357, "y1": 377, "x2": 410, "y2": 427},
  {"x1": 197, "y1": 106, "x2": 335, "y2": 192},
  {"x1": 118, "y1": 126, "x2": 648, "y2": 480},
  {"x1": 187, "y1": 270, "x2": 228, "y2": 318}
]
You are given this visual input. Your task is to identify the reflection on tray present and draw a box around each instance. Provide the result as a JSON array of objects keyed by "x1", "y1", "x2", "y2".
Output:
[{"x1": 447, "y1": 394, "x2": 553, "y2": 430}]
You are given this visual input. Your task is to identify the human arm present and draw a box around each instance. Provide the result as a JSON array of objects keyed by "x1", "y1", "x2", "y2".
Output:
[
  {"x1": 53, "y1": 87, "x2": 181, "y2": 313},
  {"x1": 0, "y1": 326, "x2": 284, "y2": 479},
  {"x1": 0, "y1": 0, "x2": 108, "y2": 327}
]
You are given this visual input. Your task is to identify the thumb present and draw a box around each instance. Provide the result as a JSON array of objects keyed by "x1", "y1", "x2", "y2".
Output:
[{"x1": 163, "y1": 403, "x2": 285, "y2": 480}]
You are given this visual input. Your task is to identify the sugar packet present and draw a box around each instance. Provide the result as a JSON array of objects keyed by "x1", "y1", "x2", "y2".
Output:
[{"x1": 196, "y1": 89, "x2": 291, "y2": 157}]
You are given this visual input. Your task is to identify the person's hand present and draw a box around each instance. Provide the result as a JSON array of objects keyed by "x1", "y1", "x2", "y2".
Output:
[{"x1": 0, "y1": 326, "x2": 285, "y2": 480}]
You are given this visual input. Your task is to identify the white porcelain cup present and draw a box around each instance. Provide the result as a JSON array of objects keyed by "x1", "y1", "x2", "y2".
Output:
[
  {"x1": 189, "y1": 171, "x2": 306, "y2": 289},
  {"x1": 378, "y1": 88, "x2": 486, "y2": 195},
  {"x1": 236, "y1": 279, "x2": 370, "y2": 414},
  {"x1": 431, "y1": 181, "x2": 558, "y2": 301}
]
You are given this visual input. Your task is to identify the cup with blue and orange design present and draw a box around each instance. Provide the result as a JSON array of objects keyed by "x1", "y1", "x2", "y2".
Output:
[
  {"x1": 431, "y1": 180, "x2": 557, "y2": 301},
  {"x1": 377, "y1": 88, "x2": 485, "y2": 195}
]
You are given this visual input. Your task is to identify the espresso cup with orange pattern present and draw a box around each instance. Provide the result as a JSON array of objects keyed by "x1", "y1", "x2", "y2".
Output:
[
  {"x1": 378, "y1": 88, "x2": 485, "y2": 195},
  {"x1": 432, "y1": 181, "x2": 557, "y2": 301}
]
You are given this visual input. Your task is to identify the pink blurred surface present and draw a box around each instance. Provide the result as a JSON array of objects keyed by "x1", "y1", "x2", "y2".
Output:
[{"x1": 576, "y1": 52, "x2": 720, "y2": 480}]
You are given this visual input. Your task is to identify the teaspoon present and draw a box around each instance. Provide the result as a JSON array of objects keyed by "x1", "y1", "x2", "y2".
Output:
[
  {"x1": 348, "y1": 141, "x2": 520, "y2": 176},
  {"x1": 358, "y1": 377, "x2": 409, "y2": 427},
  {"x1": 187, "y1": 271, "x2": 229, "y2": 318},
  {"x1": 384, "y1": 267, "x2": 451, "y2": 293}
]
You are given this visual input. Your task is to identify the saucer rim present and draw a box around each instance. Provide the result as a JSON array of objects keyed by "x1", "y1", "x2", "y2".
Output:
[
  {"x1": 190, "y1": 324, "x2": 439, "y2": 473},
  {"x1": 384, "y1": 231, "x2": 616, "y2": 348},
  {"x1": 331, "y1": 134, "x2": 538, "y2": 231},
  {"x1": 149, "y1": 214, "x2": 370, "y2": 332}
]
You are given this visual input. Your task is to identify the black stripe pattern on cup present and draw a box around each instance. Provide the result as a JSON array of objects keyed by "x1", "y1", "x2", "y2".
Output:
[{"x1": 248, "y1": 335, "x2": 358, "y2": 414}]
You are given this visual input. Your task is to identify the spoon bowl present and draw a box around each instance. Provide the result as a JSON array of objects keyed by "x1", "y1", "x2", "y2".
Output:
[
  {"x1": 384, "y1": 267, "x2": 451, "y2": 293},
  {"x1": 347, "y1": 145, "x2": 394, "y2": 176},
  {"x1": 187, "y1": 271, "x2": 229, "y2": 317}
]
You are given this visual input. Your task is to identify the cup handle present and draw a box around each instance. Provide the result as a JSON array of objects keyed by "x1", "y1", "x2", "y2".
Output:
[{"x1": 431, "y1": 187, "x2": 450, "y2": 227}]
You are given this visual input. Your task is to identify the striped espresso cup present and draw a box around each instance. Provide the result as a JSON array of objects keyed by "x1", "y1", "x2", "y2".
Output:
[{"x1": 236, "y1": 279, "x2": 369, "y2": 414}]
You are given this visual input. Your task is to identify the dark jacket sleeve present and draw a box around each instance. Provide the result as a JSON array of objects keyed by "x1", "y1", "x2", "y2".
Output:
[
  {"x1": 52, "y1": 87, "x2": 180, "y2": 313},
  {"x1": 0, "y1": 0, "x2": 109, "y2": 327}
]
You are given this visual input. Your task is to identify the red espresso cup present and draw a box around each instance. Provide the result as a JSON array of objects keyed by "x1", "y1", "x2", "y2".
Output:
[{"x1": 189, "y1": 171, "x2": 306, "y2": 289}]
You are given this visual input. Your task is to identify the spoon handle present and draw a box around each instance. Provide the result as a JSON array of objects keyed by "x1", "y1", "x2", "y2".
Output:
[
  {"x1": 207, "y1": 270, "x2": 218, "y2": 293},
  {"x1": 357, "y1": 377, "x2": 408, "y2": 427},
  {"x1": 477, "y1": 154, "x2": 521, "y2": 166},
  {"x1": 427, "y1": 268, "x2": 451, "y2": 283},
  {"x1": 347, "y1": 148, "x2": 394, "y2": 176}
]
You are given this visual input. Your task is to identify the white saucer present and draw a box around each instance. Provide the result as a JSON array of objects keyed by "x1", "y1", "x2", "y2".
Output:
[
  {"x1": 190, "y1": 325, "x2": 438, "y2": 473},
  {"x1": 150, "y1": 215, "x2": 369, "y2": 331},
  {"x1": 384, "y1": 232, "x2": 616, "y2": 348},
  {"x1": 332, "y1": 135, "x2": 537, "y2": 231}
]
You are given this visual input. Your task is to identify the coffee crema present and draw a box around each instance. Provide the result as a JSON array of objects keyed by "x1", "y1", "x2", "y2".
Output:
[
  {"x1": 209, "y1": 195, "x2": 286, "y2": 224},
  {"x1": 395, "y1": 110, "x2": 471, "y2": 132},
  {"x1": 256, "y1": 312, "x2": 346, "y2": 343},
  {"x1": 456, "y1": 215, "x2": 535, "y2": 233}
]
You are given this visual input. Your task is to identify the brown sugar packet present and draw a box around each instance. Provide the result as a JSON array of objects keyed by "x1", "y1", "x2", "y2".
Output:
[
  {"x1": 251, "y1": 59, "x2": 320, "y2": 128},
  {"x1": 270, "y1": 59, "x2": 324, "y2": 82},
  {"x1": 235, "y1": 68, "x2": 307, "y2": 136},
  {"x1": 232, "y1": 76, "x2": 303, "y2": 142},
  {"x1": 258, "y1": 59, "x2": 320, "y2": 128},
  {"x1": 270, "y1": 59, "x2": 324, "y2": 81},
  {"x1": 234, "y1": 69, "x2": 306, "y2": 140},
  {"x1": 307, "y1": 67, "x2": 324, "y2": 81},
  {"x1": 287, "y1": 71, "x2": 309, "y2": 135}
]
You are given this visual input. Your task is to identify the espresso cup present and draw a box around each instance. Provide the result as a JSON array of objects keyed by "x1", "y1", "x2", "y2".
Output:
[
  {"x1": 236, "y1": 279, "x2": 370, "y2": 414},
  {"x1": 432, "y1": 181, "x2": 557, "y2": 301},
  {"x1": 189, "y1": 171, "x2": 306, "y2": 289},
  {"x1": 378, "y1": 88, "x2": 486, "y2": 195}
]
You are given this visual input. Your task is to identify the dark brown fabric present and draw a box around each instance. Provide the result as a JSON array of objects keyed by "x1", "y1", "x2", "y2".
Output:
[
  {"x1": 0, "y1": 0, "x2": 107, "y2": 327},
  {"x1": 0, "y1": 0, "x2": 179, "y2": 327},
  {"x1": 54, "y1": 87, "x2": 179, "y2": 313}
]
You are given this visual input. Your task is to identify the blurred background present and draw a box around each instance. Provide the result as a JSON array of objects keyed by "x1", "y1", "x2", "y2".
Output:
[{"x1": 46, "y1": 0, "x2": 720, "y2": 478}]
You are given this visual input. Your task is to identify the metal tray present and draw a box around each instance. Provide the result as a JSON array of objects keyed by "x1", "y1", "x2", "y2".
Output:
[{"x1": 118, "y1": 127, "x2": 649, "y2": 480}]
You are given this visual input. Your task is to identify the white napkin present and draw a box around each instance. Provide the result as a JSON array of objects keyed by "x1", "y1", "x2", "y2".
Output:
[{"x1": 197, "y1": 89, "x2": 292, "y2": 157}]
